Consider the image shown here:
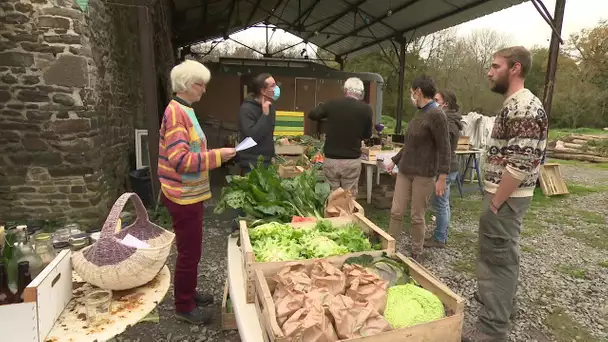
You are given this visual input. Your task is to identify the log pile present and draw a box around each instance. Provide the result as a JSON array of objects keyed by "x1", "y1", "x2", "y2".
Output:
[
  {"x1": 547, "y1": 134, "x2": 608, "y2": 163},
  {"x1": 356, "y1": 174, "x2": 396, "y2": 209}
]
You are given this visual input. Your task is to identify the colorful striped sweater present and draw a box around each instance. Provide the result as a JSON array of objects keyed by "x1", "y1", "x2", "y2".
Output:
[
  {"x1": 158, "y1": 98, "x2": 222, "y2": 205},
  {"x1": 483, "y1": 88, "x2": 548, "y2": 197}
]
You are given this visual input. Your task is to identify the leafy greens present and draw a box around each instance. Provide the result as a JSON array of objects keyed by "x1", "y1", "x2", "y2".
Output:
[
  {"x1": 248, "y1": 220, "x2": 381, "y2": 262},
  {"x1": 214, "y1": 156, "x2": 331, "y2": 225}
]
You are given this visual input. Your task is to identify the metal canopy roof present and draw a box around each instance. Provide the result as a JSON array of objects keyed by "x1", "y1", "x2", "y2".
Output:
[{"x1": 172, "y1": 0, "x2": 529, "y2": 58}]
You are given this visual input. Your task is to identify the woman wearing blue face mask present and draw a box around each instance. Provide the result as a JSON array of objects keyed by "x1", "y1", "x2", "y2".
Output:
[
  {"x1": 233, "y1": 73, "x2": 279, "y2": 231},
  {"x1": 236, "y1": 73, "x2": 279, "y2": 171}
]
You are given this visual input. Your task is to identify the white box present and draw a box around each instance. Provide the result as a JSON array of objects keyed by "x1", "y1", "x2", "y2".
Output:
[{"x1": 0, "y1": 249, "x2": 73, "y2": 342}]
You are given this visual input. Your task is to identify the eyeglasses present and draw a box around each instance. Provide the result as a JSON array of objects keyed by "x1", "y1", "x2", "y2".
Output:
[{"x1": 194, "y1": 82, "x2": 206, "y2": 89}]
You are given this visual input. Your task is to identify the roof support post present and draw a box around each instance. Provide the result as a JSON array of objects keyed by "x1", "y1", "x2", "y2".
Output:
[
  {"x1": 542, "y1": 0, "x2": 566, "y2": 125},
  {"x1": 395, "y1": 37, "x2": 406, "y2": 135},
  {"x1": 335, "y1": 56, "x2": 345, "y2": 71}
]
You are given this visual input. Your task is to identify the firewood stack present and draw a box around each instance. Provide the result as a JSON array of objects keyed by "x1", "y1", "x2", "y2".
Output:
[
  {"x1": 357, "y1": 173, "x2": 396, "y2": 209},
  {"x1": 547, "y1": 134, "x2": 608, "y2": 163}
]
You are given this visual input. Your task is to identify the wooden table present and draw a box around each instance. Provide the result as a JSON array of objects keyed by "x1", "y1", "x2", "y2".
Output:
[
  {"x1": 361, "y1": 159, "x2": 381, "y2": 204},
  {"x1": 45, "y1": 266, "x2": 171, "y2": 342},
  {"x1": 361, "y1": 150, "x2": 400, "y2": 204},
  {"x1": 455, "y1": 149, "x2": 484, "y2": 196},
  {"x1": 227, "y1": 235, "x2": 265, "y2": 342}
]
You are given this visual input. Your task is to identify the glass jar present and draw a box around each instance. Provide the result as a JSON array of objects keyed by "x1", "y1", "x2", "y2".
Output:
[
  {"x1": 65, "y1": 223, "x2": 82, "y2": 236},
  {"x1": 69, "y1": 234, "x2": 89, "y2": 251},
  {"x1": 52, "y1": 228, "x2": 71, "y2": 249},
  {"x1": 33, "y1": 233, "x2": 56, "y2": 267},
  {"x1": 85, "y1": 289, "x2": 112, "y2": 326}
]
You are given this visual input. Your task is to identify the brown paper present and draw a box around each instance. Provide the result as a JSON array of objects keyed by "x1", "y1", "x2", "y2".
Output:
[
  {"x1": 343, "y1": 264, "x2": 389, "y2": 314},
  {"x1": 324, "y1": 188, "x2": 355, "y2": 218},
  {"x1": 272, "y1": 263, "x2": 312, "y2": 301},
  {"x1": 272, "y1": 263, "x2": 313, "y2": 327},
  {"x1": 282, "y1": 300, "x2": 338, "y2": 342},
  {"x1": 328, "y1": 295, "x2": 392, "y2": 339},
  {"x1": 304, "y1": 288, "x2": 335, "y2": 315},
  {"x1": 310, "y1": 260, "x2": 346, "y2": 296}
]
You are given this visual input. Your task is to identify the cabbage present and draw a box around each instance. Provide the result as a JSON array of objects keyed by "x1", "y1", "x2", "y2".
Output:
[{"x1": 384, "y1": 284, "x2": 445, "y2": 328}]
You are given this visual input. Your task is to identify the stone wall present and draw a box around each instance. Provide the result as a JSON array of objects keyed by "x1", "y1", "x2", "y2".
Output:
[{"x1": 0, "y1": 0, "x2": 175, "y2": 227}]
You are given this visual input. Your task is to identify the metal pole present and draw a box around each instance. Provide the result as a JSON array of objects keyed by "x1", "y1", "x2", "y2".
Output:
[
  {"x1": 542, "y1": 0, "x2": 566, "y2": 124},
  {"x1": 395, "y1": 38, "x2": 406, "y2": 135}
]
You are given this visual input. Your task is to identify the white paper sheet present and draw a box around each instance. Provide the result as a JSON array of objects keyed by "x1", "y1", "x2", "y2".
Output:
[
  {"x1": 121, "y1": 234, "x2": 151, "y2": 249},
  {"x1": 235, "y1": 137, "x2": 257, "y2": 152}
]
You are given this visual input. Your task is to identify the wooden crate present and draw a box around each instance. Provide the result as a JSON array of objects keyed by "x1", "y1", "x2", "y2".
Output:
[
  {"x1": 278, "y1": 165, "x2": 306, "y2": 178},
  {"x1": 539, "y1": 163, "x2": 569, "y2": 196},
  {"x1": 456, "y1": 136, "x2": 470, "y2": 151},
  {"x1": 239, "y1": 213, "x2": 395, "y2": 303},
  {"x1": 0, "y1": 249, "x2": 73, "y2": 342},
  {"x1": 352, "y1": 200, "x2": 365, "y2": 217},
  {"x1": 221, "y1": 279, "x2": 237, "y2": 330},
  {"x1": 361, "y1": 146, "x2": 382, "y2": 161},
  {"x1": 275, "y1": 144, "x2": 305, "y2": 156},
  {"x1": 253, "y1": 252, "x2": 465, "y2": 342}
]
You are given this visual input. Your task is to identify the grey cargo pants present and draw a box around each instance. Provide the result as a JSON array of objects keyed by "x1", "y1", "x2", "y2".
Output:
[{"x1": 477, "y1": 192, "x2": 531, "y2": 338}]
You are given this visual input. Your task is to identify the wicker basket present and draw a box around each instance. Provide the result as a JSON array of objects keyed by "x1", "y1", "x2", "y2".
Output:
[{"x1": 72, "y1": 192, "x2": 175, "y2": 290}]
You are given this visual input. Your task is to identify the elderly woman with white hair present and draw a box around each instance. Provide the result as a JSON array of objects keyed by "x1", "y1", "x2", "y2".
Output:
[
  {"x1": 158, "y1": 59, "x2": 236, "y2": 324},
  {"x1": 308, "y1": 77, "x2": 373, "y2": 195}
]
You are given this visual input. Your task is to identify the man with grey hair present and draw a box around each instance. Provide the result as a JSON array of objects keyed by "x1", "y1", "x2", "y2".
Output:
[{"x1": 309, "y1": 77, "x2": 373, "y2": 195}]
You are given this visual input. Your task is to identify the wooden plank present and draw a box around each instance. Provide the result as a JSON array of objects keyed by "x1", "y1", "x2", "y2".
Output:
[
  {"x1": 353, "y1": 213, "x2": 395, "y2": 251},
  {"x1": 352, "y1": 200, "x2": 365, "y2": 216},
  {"x1": 341, "y1": 314, "x2": 463, "y2": 342},
  {"x1": 539, "y1": 164, "x2": 569, "y2": 196},
  {"x1": 395, "y1": 253, "x2": 464, "y2": 315},
  {"x1": 226, "y1": 237, "x2": 265, "y2": 342},
  {"x1": 275, "y1": 144, "x2": 305, "y2": 155},
  {"x1": 253, "y1": 251, "x2": 465, "y2": 341},
  {"x1": 254, "y1": 269, "x2": 284, "y2": 340}
]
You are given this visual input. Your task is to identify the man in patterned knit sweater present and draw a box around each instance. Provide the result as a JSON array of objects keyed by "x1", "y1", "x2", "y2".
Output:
[{"x1": 463, "y1": 46, "x2": 548, "y2": 342}]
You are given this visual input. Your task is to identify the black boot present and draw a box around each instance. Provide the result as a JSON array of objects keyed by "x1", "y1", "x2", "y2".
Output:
[{"x1": 176, "y1": 307, "x2": 212, "y2": 325}]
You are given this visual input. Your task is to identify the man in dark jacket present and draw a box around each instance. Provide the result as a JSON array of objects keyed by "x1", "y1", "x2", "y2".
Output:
[
  {"x1": 308, "y1": 77, "x2": 373, "y2": 195},
  {"x1": 425, "y1": 89, "x2": 463, "y2": 248},
  {"x1": 237, "y1": 73, "x2": 278, "y2": 171}
]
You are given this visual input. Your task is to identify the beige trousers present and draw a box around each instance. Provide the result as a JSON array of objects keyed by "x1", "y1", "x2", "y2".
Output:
[
  {"x1": 323, "y1": 158, "x2": 362, "y2": 196},
  {"x1": 388, "y1": 172, "x2": 435, "y2": 254}
]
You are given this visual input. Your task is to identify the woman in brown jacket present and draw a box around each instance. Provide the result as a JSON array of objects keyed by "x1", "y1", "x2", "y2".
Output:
[{"x1": 386, "y1": 75, "x2": 451, "y2": 260}]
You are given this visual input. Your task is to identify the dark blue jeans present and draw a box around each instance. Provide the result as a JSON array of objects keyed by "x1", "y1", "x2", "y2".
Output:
[{"x1": 430, "y1": 171, "x2": 459, "y2": 243}]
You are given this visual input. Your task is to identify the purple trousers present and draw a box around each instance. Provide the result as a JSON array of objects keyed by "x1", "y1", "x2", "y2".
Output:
[{"x1": 162, "y1": 194, "x2": 204, "y2": 313}]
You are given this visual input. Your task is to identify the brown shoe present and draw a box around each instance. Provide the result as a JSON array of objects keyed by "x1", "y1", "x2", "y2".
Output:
[
  {"x1": 462, "y1": 327, "x2": 505, "y2": 342},
  {"x1": 424, "y1": 237, "x2": 446, "y2": 249}
]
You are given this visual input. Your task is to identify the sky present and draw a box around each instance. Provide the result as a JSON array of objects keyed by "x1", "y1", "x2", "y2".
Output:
[{"x1": 226, "y1": 0, "x2": 608, "y2": 52}]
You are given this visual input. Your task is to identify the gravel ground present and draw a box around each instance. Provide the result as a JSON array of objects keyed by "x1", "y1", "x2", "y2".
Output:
[{"x1": 113, "y1": 163, "x2": 608, "y2": 342}]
